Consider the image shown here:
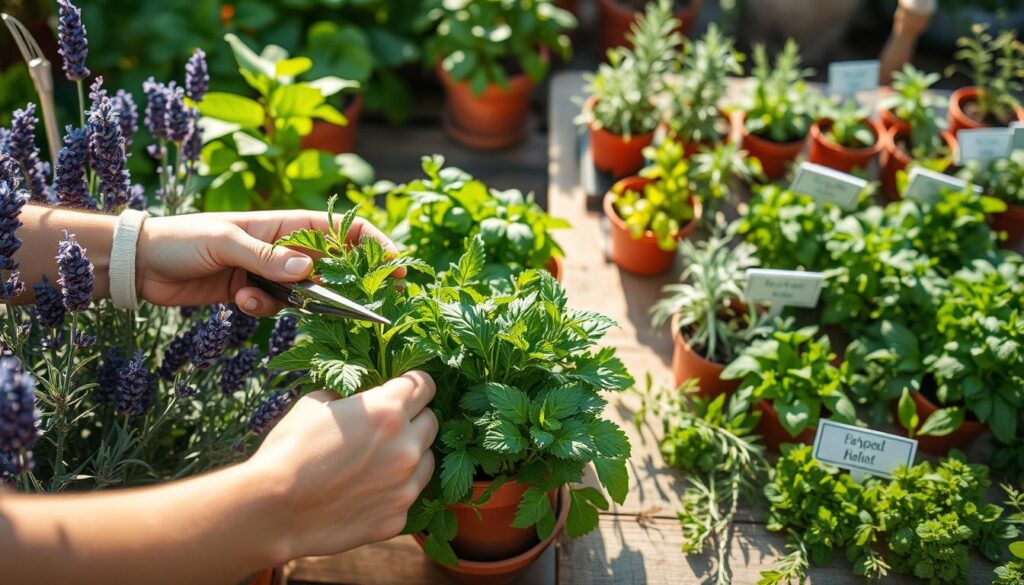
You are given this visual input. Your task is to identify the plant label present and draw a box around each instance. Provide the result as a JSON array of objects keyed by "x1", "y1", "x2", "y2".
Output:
[
  {"x1": 827, "y1": 60, "x2": 880, "y2": 99},
  {"x1": 813, "y1": 419, "x2": 917, "y2": 479},
  {"x1": 1012, "y1": 122, "x2": 1024, "y2": 151},
  {"x1": 745, "y1": 269, "x2": 824, "y2": 309},
  {"x1": 790, "y1": 162, "x2": 865, "y2": 211},
  {"x1": 903, "y1": 167, "x2": 981, "y2": 204},
  {"x1": 956, "y1": 127, "x2": 1013, "y2": 164}
]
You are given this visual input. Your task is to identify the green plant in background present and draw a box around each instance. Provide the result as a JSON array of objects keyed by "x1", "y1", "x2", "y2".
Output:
[
  {"x1": 819, "y1": 99, "x2": 875, "y2": 149},
  {"x1": 611, "y1": 139, "x2": 695, "y2": 250},
  {"x1": 723, "y1": 326, "x2": 857, "y2": 438},
  {"x1": 844, "y1": 321, "x2": 932, "y2": 426},
  {"x1": 665, "y1": 24, "x2": 743, "y2": 145},
  {"x1": 743, "y1": 39, "x2": 816, "y2": 143},
  {"x1": 948, "y1": 24, "x2": 1024, "y2": 124},
  {"x1": 960, "y1": 150, "x2": 1024, "y2": 207},
  {"x1": 650, "y1": 236, "x2": 773, "y2": 365},
  {"x1": 879, "y1": 64, "x2": 949, "y2": 159},
  {"x1": 576, "y1": 0, "x2": 681, "y2": 138},
  {"x1": 197, "y1": 34, "x2": 372, "y2": 211},
  {"x1": 687, "y1": 142, "x2": 762, "y2": 220},
  {"x1": 995, "y1": 485, "x2": 1024, "y2": 584},
  {"x1": 734, "y1": 184, "x2": 840, "y2": 271},
  {"x1": 425, "y1": 0, "x2": 575, "y2": 95},
  {"x1": 348, "y1": 155, "x2": 568, "y2": 289}
]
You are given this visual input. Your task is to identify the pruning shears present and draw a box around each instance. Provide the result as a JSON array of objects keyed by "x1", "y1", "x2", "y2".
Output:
[{"x1": 247, "y1": 272, "x2": 391, "y2": 326}]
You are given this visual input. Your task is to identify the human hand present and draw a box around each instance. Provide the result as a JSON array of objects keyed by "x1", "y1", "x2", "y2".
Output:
[
  {"x1": 246, "y1": 371, "x2": 437, "y2": 560},
  {"x1": 135, "y1": 210, "x2": 403, "y2": 316}
]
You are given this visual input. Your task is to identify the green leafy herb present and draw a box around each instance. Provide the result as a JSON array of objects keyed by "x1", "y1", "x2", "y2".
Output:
[
  {"x1": 878, "y1": 64, "x2": 948, "y2": 159},
  {"x1": 611, "y1": 139, "x2": 696, "y2": 250},
  {"x1": 665, "y1": 24, "x2": 743, "y2": 144},
  {"x1": 947, "y1": 24, "x2": 1024, "y2": 124},
  {"x1": 743, "y1": 40, "x2": 817, "y2": 143},
  {"x1": 819, "y1": 100, "x2": 875, "y2": 149}
]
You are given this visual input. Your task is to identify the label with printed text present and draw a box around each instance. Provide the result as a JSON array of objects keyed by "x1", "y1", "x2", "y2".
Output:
[
  {"x1": 827, "y1": 60, "x2": 880, "y2": 98},
  {"x1": 813, "y1": 420, "x2": 917, "y2": 478},
  {"x1": 957, "y1": 128, "x2": 1012, "y2": 163},
  {"x1": 746, "y1": 269, "x2": 824, "y2": 309},
  {"x1": 903, "y1": 167, "x2": 981, "y2": 204},
  {"x1": 790, "y1": 162, "x2": 865, "y2": 211}
]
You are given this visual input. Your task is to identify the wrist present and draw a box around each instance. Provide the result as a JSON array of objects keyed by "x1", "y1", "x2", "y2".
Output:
[{"x1": 231, "y1": 454, "x2": 296, "y2": 567}]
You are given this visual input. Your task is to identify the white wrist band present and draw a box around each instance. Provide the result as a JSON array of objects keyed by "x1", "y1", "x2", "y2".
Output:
[{"x1": 110, "y1": 209, "x2": 149, "y2": 310}]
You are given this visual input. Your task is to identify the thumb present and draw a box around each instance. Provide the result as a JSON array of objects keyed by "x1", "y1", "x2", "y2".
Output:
[{"x1": 218, "y1": 227, "x2": 314, "y2": 282}]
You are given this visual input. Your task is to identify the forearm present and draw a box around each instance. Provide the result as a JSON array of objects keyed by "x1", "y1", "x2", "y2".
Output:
[
  {"x1": 10, "y1": 205, "x2": 116, "y2": 304},
  {"x1": 0, "y1": 460, "x2": 289, "y2": 585}
]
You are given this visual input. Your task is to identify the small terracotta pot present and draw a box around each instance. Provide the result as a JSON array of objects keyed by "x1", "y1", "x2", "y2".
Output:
[
  {"x1": 241, "y1": 567, "x2": 285, "y2": 585},
  {"x1": 670, "y1": 313, "x2": 738, "y2": 398},
  {"x1": 736, "y1": 111, "x2": 808, "y2": 181},
  {"x1": 895, "y1": 390, "x2": 988, "y2": 456},
  {"x1": 300, "y1": 94, "x2": 363, "y2": 154},
  {"x1": 876, "y1": 87, "x2": 909, "y2": 133},
  {"x1": 416, "y1": 484, "x2": 570, "y2": 585},
  {"x1": 948, "y1": 86, "x2": 1024, "y2": 137},
  {"x1": 757, "y1": 400, "x2": 817, "y2": 452},
  {"x1": 587, "y1": 98, "x2": 655, "y2": 177},
  {"x1": 992, "y1": 203, "x2": 1024, "y2": 249},
  {"x1": 597, "y1": 0, "x2": 703, "y2": 53},
  {"x1": 603, "y1": 177, "x2": 701, "y2": 276},
  {"x1": 545, "y1": 255, "x2": 564, "y2": 282},
  {"x1": 437, "y1": 52, "x2": 544, "y2": 150},
  {"x1": 808, "y1": 118, "x2": 884, "y2": 174},
  {"x1": 449, "y1": 481, "x2": 553, "y2": 562},
  {"x1": 677, "y1": 111, "x2": 737, "y2": 159},
  {"x1": 879, "y1": 125, "x2": 958, "y2": 200}
]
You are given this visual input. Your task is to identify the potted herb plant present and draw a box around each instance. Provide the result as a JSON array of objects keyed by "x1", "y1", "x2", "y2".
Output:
[
  {"x1": 808, "y1": 100, "x2": 884, "y2": 174},
  {"x1": 577, "y1": 0, "x2": 681, "y2": 177},
  {"x1": 735, "y1": 184, "x2": 840, "y2": 272},
  {"x1": 426, "y1": 0, "x2": 576, "y2": 149},
  {"x1": 651, "y1": 236, "x2": 774, "y2": 397},
  {"x1": 877, "y1": 63, "x2": 945, "y2": 132},
  {"x1": 946, "y1": 24, "x2": 1024, "y2": 136},
  {"x1": 596, "y1": 0, "x2": 703, "y2": 53},
  {"x1": 686, "y1": 142, "x2": 763, "y2": 222},
  {"x1": 722, "y1": 326, "x2": 858, "y2": 452},
  {"x1": 737, "y1": 40, "x2": 817, "y2": 180},
  {"x1": 604, "y1": 139, "x2": 702, "y2": 276},
  {"x1": 961, "y1": 151, "x2": 1024, "y2": 248}
]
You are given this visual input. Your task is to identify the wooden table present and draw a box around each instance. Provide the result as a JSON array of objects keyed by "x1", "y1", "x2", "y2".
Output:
[{"x1": 289, "y1": 71, "x2": 997, "y2": 585}]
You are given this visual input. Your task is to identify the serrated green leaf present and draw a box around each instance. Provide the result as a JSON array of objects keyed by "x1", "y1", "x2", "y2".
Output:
[
  {"x1": 566, "y1": 487, "x2": 607, "y2": 538},
  {"x1": 483, "y1": 419, "x2": 527, "y2": 454},
  {"x1": 440, "y1": 449, "x2": 475, "y2": 503},
  {"x1": 588, "y1": 419, "x2": 631, "y2": 459},
  {"x1": 310, "y1": 357, "x2": 366, "y2": 397},
  {"x1": 483, "y1": 382, "x2": 529, "y2": 424},
  {"x1": 593, "y1": 457, "x2": 628, "y2": 505},
  {"x1": 511, "y1": 486, "x2": 553, "y2": 529},
  {"x1": 276, "y1": 229, "x2": 331, "y2": 255},
  {"x1": 422, "y1": 533, "x2": 458, "y2": 567}
]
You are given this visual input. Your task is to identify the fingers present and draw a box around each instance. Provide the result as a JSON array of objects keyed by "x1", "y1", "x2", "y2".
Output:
[
  {"x1": 409, "y1": 408, "x2": 438, "y2": 452},
  {"x1": 374, "y1": 370, "x2": 436, "y2": 419},
  {"x1": 216, "y1": 225, "x2": 314, "y2": 283},
  {"x1": 302, "y1": 390, "x2": 335, "y2": 404},
  {"x1": 234, "y1": 286, "x2": 287, "y2": 317},
  {"x1": 412, "y1": 450, "x2": 435, "y2": 492}
]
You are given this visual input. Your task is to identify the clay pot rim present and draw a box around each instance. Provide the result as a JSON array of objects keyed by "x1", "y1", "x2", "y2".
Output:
[
  {"x1": 436, "y1": 47, "x2": 549, "y2": 97},
  {"x1": 670, "y1": 312, "x2": 730, "y2": 371},
  {"x1": 949, "y1": 85, "x2": 1024, "y2": 128},
  {"x1": 810, "y1": 117, "x2": 884, "y2": 156},
  {"x1": 734, "y1": 110, "x2": 808, "y2": 150},
  {"x1": 584, "y1": 95, "x2": 659, "y2": 142},
  {"x1": 415, "y1": 484, "x2": 571, "y2": 572},
  {"x1": 906, "y1": 389, "x2": 988, "y2": 433},
  {"x1": 544, "y1": 255, "x2": 564, "y2": 282},
  {"x1": 883, "y1": 124, "x2": 958, "y2": 165},
  {"x1": 603, "y1": 176, "x2": 703, "y2": 244}
]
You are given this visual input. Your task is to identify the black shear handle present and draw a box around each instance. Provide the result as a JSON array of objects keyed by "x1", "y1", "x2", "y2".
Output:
[{"x1": 246, "y1": 272, "x2": 299, "y2": 307}]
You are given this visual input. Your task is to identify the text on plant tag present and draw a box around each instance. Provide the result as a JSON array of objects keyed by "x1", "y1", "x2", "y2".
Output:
[
  {"x1": 790, "y1": 162, "x2": 865, "y2": 211},
  {"x1": 745, "y1": 269, "x2": 824, "y2": 309},
  {"x1": 813, "y1": 420, "x2": 917, "y2": 478}
]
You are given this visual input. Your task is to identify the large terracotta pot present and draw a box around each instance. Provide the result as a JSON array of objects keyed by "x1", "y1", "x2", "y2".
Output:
[
  {"x1": 544, "y1": 255, "x2": 564, "y2": 282},
  {"x1": 416, "y1": 484, "x2": 570, "y2": 585},
  {"x1": 948, "y1": 86, "x2": 1024, "y2": 137},
  {"x1": 895, "y1": 390, "x2": 988, "y2": 455},
  {"x1": 736, "y1": 111, "x2": 808, "y2": 181},
  {"x1": 587, "y1": 98, "x2": 655, "y2": 177},
  {"x1": 879, "y1": 125, "x2": 958, "y2": 200},
  {"x1": 992, "y1": 203, "x2": 1024, "y2": 250},
  {"x1": 757, "y1": 400, "x2": 816, "y2": 453},
  {"x1": 597, "y1": 0, "x2": 704, "y2": 53},
  {"x1": 300, "y1": 94, "x2": 363, "y2": 154},
  {"x1": 241, "y1": 567, "x2": 285, "y2": 585},
  {"x1": 603, "y1": 177, "x2": 701, "y2": 276},
  {"x1": 808, "y1": 118, "x2": 884, "y2": 174},
  {"x1": 670, "y1": 313, "x2": 739, "y2": 398},
  {"x1": 437, "y1": 52, "x2": 544, "y2": 149}
]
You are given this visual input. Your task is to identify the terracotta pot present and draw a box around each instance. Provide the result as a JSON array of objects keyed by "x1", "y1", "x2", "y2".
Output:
[
  {"x1": 879, "y1": 125, "x2": 958, "y2": 200},
  {"x1": 449, "y1": 481, "x2": 554, "y2": 562},
  {"x1": 948, "y1": 86, "x2": 1024, "y2": 137},
  {"x1": 241, "y1": 567, "x2": 285, "y2": 585},
  {"x1": 677, "y1": 111, "x2": 738, "y2": 159},
  {"x1": 876, "y1": 87, "x2": 909, "y2": 133},
  {"x1": 597, "y1": 0, "x2": 704, "y2": 53},
  {"x1": 587, "y1": 98, "x2": 655, "y2": 177},
  {"x1": 992, "y1": 202, "x2": 1024, "y2": 249},
  {"x1": 555, "y1": 0, "x2": 580, "y2": 16},
  {"x1": 670, "y1": 313, "x2": 739, "y2": 398},
  {"x1": 300, "y1": 94, "x2": 363, "y2": 154},
  {"x1": 757, "y1": 400, "x2": 817, "y2": 453},
  {"x1": 808, "y1": 118, "x2": 884, "y2": 174},
  {"x1": 437, "y1": 52, "x2": 544, "y2": 150},
  {"x1": 544, "y1": 255, "x2": 564, "y2": 282},
  {"x1": 736, "y1": 111, "x2": 808, "y2": 181},
  {"x1": 603, "y1": 177, "x2": 701, "y2": 276},
  {"x1": 416, "y1": 484, "x2": 570, "y2": 585},
  {"x1": 895, "y1": 390, "x2": 988, "y2": 455}
]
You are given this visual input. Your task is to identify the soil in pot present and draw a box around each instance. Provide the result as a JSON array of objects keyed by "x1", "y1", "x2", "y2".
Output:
[
  {"x1": 670, "y1": 304, "x2": 750, "y2": 397},
  {"x1": 879, "y1": 125, "x2": 957, "y2": 200},
  {"x1": 948, "y1": 86, "x2": 1024, "y2": 137},
  {"x1": 603, "y1": 176, "x2": 701, "y2": 276},
  {"x1": 808, "y1": 118, "x2": 884, "y2": 174},
  {"x1": 757, "y1": 400, "x2": 817, "y2": 452},
  {"x1": 597, "y1": 0, "x2": 703, "y2": 53},
  {"x1": 736, "y1": 112, "x2": 807, "y2": 181},
  {"x1": 300, "y1": 93, "x2": 363, "y2": 154},
  {"x1": 895, "y1": 377, "x2": 988, "y2": 455},
  {"x1": 992, "y1": 202, "x2": 1024, "y2": 249}
]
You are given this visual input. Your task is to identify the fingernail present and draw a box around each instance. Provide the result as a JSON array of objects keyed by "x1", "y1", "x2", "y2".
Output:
[
  {"x1": 243, "y1": 297, "x2": 259, "y2": 312},
  {"x1": 284, "y1": 256, "x2": 312, "y2": 276}
]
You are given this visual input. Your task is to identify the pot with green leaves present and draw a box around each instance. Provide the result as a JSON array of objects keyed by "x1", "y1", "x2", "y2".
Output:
[
  {"x1": 427, "y1": 0, "x2": 576, "y2": 149},
  {"x1": 877, "y1": 64, "x2": 945, "y2": 133},
  {"x1": 961, "y1": 150, "x2": 1024, "y2": 248},
  {"x1": 267, "y1": 214, "x2": 633, "y2": 580},
  {"x1": 946, "y1": 24, "x2": 1024, "y2": 136},
  {"x1": 808, "y1": 100, "x2": 884, "y2": 174},
  {"x1": 879, "y1": 79, "x2": 956, "y2": 200},
  {"x1": 577, "y1": 0, "x2": 681, "y2": 177},
  {"x1": 722, "y1": 326, "x2": 858, "y2": 452},
  {"x1": 651, "y1": 237, "x2": 774, "y2": 397},
  {"x1": 596, "y1": 0, "x2": 703, "y2": 53},
  {"x1": 738, "y1": 40, "x2": 817, "y2": 180},
  {"x1": 604, "y1": 140, "x2": 701, "y2": 276}
]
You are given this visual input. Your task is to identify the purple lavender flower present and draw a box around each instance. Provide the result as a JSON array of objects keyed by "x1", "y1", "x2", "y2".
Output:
[
  {"x1": 220, "y1": 348, "x2": 261, "y2": 394},
  {"x1": 179, "y1": 305, "x2": 200, "y2": 319},
  {"x1": 165, "y1": 85, "x2": 193, "y2": 143},
  {"x1": 8, "y1": 105, "x2": 48, "y2": 201},
  {"x1": 228, "y1": 308, "x2": 259, "y2": 348},
  {"x1": 72, "y1": 329, "x2": 96, "y2": 347},
  {"x1": 87, "y1": 93, "x2": 130, "y2": 209},
  {"x1": 115, "y1": 351, "x2": 155, "y2": 416},
  {"x1": 185, "y1": 49, "x2": 209, "y2": 102},
  {"x1": 41, "y1": 334, "x2": 63, "y2": 351},
  {"x1": 183, "y1": 113, "x2": 203, "y2": 168},
  {"x1": 0, "y1": 180, "x2": 27, "y2": 260},
  {"x1": 96, "y1": 350, "x2": 126, "y2": 404},
  {"x1": 175, "y1": 383, "x2": 198, "y2": 399},
  {"x1": 0, "y1": 357, "x2": 40, "y2": 475},
  {"x1": 143, "y1": 78, "x2": 170, "y2": 140},
  {"x1": 128, "y1": 184, "x2": 146, "y2": 211},
  {"x1": 267, "y1": 314, "x2": 298, "y2": 360},
  {"x1": 54, "y1": 126, "x2": 96, "y2": 209},
  {"x1": 56, "y1": 0, "x2": 90, "y2": 81},
  {"x1": 111, "y1": 90, "x2": 139, "y2": 151},
  {"x1": 248, "y1": 389, "x2": 296, "y2": 435},
  {"x1": 0, "y1": 128, "x2": 10, "y2": 154},
  {"x1": 0, "y1": 155, "x2": 17, "y2": 188},
  {"x1": 32, "y1": 275, "x2": 66, "y2": 328},
  {"x1": 56, "y1": 232, "x2": 94, "y2": 312},
  {"x1": 191, "y1": 305, "x2": 232, "y2": 369},
  {"x1": 158, "y1": 323, "x2": 198, "y2": 379}
]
